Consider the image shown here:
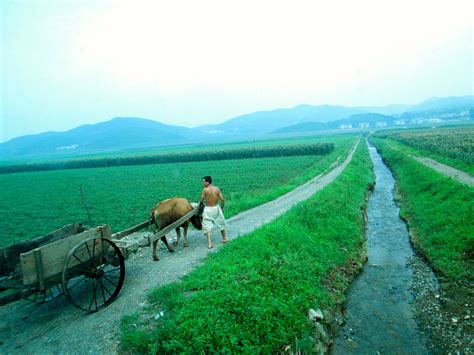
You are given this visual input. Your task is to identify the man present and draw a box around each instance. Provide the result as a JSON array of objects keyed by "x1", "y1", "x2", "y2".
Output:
[{"x1": 199, "y1": 175, "x2": 228, "y2": 249}]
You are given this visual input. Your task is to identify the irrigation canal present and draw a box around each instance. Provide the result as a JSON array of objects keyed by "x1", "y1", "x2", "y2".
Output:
[{"x1": 332, "y1": 142, "x2": 429, "y2": 354}]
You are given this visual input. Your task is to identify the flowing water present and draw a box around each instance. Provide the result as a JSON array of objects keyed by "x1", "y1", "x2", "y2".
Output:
[{"x1": 332, "y1": 142, "x2": 428, "y2": 354}]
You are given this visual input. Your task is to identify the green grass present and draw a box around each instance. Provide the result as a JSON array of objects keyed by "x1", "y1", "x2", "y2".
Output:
[
  {"x1": 374, "y1": 126, "x2": 474, "y2": 175},
  {"x1": 370, "y1": 137, "x2": 474, "y2": 282},
  {"x1": 0, "y1": 142, "x2": 334, "y2": 174},
  {"x1": 1, "y1": 133, "x2": 354, "y2": 164},
  {"x1": 0, "y1": 136, "x2": 355, "y2": 247},
  {"x1": 120, "y1": 142, "x2": 374, "y2": 353}
]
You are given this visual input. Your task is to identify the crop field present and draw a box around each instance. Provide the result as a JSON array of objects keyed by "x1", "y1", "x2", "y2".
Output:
[
  {"x1": 0, "y1": 142, "x2": 334, "y2": 174},
  {"x1": 374, "y1": 125, "x2": 474, "y2": 174},
  {"x1": 0, "y1": 136, "x2": 355, "y2": 248},
  {"x1": 0, "y1": 133, "x2": 342, "y2": 165}
]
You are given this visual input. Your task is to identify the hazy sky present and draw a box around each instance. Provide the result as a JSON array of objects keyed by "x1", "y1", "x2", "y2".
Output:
[{"x1": 1, "y1": 0, "x2": 473, "y2": 142}]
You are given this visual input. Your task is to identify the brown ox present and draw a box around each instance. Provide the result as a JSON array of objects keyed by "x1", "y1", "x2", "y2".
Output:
[{"x1": 149, "y1": 197, "x2": 203, "y2": 261}]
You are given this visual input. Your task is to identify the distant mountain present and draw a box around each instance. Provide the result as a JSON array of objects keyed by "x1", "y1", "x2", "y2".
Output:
[
  {"x1": 197, "y1": 104, "x2": 373, "y2": 136},
  {"x1": 0, "y1": 117, "x2": 205, "y2": 159},
  {"x1": 2, "y1": 95, "x2": 472, "y2": 161},
  {"x1": 273, "y1": 121, "x2": 329, "y2": 134},
  {"x1": 333, "y1": 113, "x2": 394, "y2": 127},
  {"x1": 354, "y1": 104, "x2": 411, "y2": 116},
  {"x1": 274, "y1": 113, "x2": 393, "y2": 133},
  {"x1": 407, "y1": 96, "x2": 473, "y2": 113},
  {"x1": 197, "y1": 103, "x2": 417, "y2": 137}
]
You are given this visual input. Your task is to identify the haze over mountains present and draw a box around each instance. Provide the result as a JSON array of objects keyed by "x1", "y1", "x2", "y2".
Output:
[{"x1": 1, "y1": 96, "x2": 472, "y2": 160}]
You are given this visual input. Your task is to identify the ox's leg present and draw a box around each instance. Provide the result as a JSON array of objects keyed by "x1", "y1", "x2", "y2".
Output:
[
  {"x1": 161, "y1": 236, "x2": 175, "y2": 253},
  {"x1": 174, "y1": 227, "x2": 181, "y2": 246},
  {"x1": 183, "y1": 222, "x2": 189, "y2": 247},
  {"x1": 152, "y1": 240, "x2": 159, "y2": 261}
]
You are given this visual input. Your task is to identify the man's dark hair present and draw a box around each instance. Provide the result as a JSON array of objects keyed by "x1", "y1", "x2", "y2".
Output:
[{"x1": 203, "y1": 175, "x2": 212, "y2": 183}]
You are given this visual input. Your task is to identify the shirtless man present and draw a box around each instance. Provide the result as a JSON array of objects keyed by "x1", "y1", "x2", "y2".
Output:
[{"x1": 199, "y1": 175, "x2": 228, "y2": 248}]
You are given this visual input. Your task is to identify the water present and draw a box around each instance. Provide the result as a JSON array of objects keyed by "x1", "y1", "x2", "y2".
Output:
[{"x1": 332, "y1": 142, "x2": 428, "y2": 354}]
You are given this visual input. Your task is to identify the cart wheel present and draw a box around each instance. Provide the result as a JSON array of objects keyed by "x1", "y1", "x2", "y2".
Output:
[
  {"x1": 62, "y1": 237, "x2": 125, "y2": 312},
  {"x1": 25, "y1": 284, "x2": 63, "y2": 304}
]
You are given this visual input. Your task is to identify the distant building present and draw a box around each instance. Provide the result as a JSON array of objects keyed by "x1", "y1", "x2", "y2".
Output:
[
  {"x1": 358, "y1": 122, "x2": 370, "y2": 128},
  {"x1": 427, "y1": 118, "x2": 442, "y2": 123},
  {"x1": 394, "y1": 120, "x2": 406, "y2": 125},
  {"x1": 57, "y1": 144, "x2": 79, "y2": 150},
  {"x1": 375, "y1": 121, "x2": 387, "y2": 127},
  {"x1": 340, "y1": 124, "x2": 352, "y2": 129}
]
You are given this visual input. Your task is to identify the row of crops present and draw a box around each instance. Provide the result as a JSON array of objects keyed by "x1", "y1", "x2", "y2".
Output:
[
  {"x1": 374, "y1": 126, "x2": 474, "y2": 165},
  {"x1": 0, "y1": 143, "x2": 334, "y2": 174}
]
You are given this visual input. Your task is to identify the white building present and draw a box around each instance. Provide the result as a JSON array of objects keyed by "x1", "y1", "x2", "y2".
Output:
[
  {"x1": 340, "y1": 124, "x2": 352, "y2": 129},
  {"x1": 358, "y1": 122, "x2": 370, "y2": 128},
  {"x1": 375, "y1": 121, "x2": 387, "y2": 127},
  {"x1": 394, "y1": 120, "x2": 406, "y2": 125}
]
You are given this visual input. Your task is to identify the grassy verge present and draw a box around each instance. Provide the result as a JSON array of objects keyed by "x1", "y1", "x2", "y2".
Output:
[
  {"x1": 369, "y1": 137, "x2": 473, "y2": 283},
  {"x1": 120, "y1": 142, "x2": 374, "y2": 353},
  {"x1": 376, "y1": 137, "x2": 474, "y2": 176}
]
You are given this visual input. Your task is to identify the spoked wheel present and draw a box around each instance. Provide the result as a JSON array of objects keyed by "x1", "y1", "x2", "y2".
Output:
[
  {"x1": 25, "y1": 284, "x2": 63, "y2": 304},
  {"x1": 62, "y1": 237, "x2": 125, "y2": 312}
]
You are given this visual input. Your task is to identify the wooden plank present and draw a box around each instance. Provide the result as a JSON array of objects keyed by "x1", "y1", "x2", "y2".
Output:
[
  {"x1": 33, "y1": 250, "x2": 45, "y2": 291},
  {"x1": 0, "y1": 223, "x2": 87, "y2": 277},
  {"x1": 100, "y1": 224, "x2": 112, "y2": 239},
  {"x1": 149, "y1": 207, "x2": 199, "y2": 243},
  {"x1": 20, "y1": 227, "x2": 107, "y2": 286},
  {"x1": 111, "y1": 206, "x2": 200, "y2": 243},
  {"x1": 111, "y1": 220, "x2": 150, "y2": 240}
]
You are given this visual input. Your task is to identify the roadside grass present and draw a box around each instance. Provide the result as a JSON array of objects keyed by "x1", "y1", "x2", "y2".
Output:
[
  {"x1": 370, "y1": 137, "x2": 473, "y2": 282},
  {"x1": 120, "y1": 142, "x2": 374, "y2": 353},
  {"x1": 373, "y1": 127, "x2": 474, "y2": 175},
  {"x1": 0, "y1": 136, "x2": 354, "y2": 247}
]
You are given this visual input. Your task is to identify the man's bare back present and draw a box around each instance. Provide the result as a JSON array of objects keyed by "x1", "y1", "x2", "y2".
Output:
[{"x1": 200, "y1": 185, "x2": 224, "y2": 208}]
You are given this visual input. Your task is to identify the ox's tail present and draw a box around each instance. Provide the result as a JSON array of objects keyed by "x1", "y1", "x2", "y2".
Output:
[{"x1": 149, "y1": 211, "x2": 157, "y2": 227}]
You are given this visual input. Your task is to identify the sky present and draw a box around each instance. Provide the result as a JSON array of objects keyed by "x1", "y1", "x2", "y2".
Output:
[{"x1": 1, "y1": 0, "x2": 473, "y2": 142}]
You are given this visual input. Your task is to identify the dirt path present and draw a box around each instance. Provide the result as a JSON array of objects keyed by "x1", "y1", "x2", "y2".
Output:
[
  {"x1": 0, "y1": 142, "x2": 359, "y2": 355},
  {"x1": 332, "y1": 142, "x2": 432, "y2": 354},
  {"x1": 410, "y1": 155, "x2": 474, "y2": 186}
]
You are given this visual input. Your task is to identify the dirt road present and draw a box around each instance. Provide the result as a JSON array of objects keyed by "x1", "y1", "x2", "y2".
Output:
[
  {"x1": 410, "y1": 155, "x2": 474, "y2": 186},
  {"x1": 0, "y1": 143, "x2": 358, "y2": 355}
]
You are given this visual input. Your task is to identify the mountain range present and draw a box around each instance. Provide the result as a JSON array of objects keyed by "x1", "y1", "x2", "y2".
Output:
[{"x1": 1, "y1": 95, "x2": 472, "y2": 160}]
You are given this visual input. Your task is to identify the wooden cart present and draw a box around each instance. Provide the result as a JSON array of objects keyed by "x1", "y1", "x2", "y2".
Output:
[{"x1": 0, "y1": 207, "x2": 200, "y2": 312}]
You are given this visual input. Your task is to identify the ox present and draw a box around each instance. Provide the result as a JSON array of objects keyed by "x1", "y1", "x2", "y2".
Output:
[{"x1": 149, "y1": 197, "x2": 203, "y2": 261}]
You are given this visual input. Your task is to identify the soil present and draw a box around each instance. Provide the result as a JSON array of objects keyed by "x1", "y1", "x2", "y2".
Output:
[{"x1": 0, "y1": 144, "x2": 358, "y2": 355}]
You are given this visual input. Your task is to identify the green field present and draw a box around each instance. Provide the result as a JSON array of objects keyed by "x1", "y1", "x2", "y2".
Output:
[
  {"x1": 373, "y1": 126, "x2": 474, "y2": 174},
  {"x1": 0, "y1": 136, "x2": 355, "y2": 247},
  {"x1": 0, "y1": 133, "x2": 347, "y2": 165},
  {"x1": 0, "y1": 142, "x2": 334, "y2": 174},
  {"x1": 120, "y1": 141, "x2": 374, "y2": 353}
]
